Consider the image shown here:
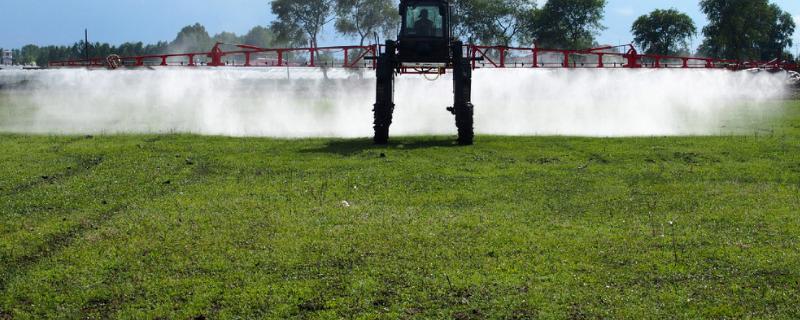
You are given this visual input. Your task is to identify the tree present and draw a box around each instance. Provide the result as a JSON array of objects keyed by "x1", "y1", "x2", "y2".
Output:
[
  {"x1": 271, "y1": 0, "x2": 336, "y2": 48},
  {"x1": 170, "y1": 23, "x2": 213, "y2": 53},
  {"x1": 760, "y1": 4, "x2": 795, "y2": 61},
  {"x1": 453, "y1": 0, "x2": 536, "y2": 46},
  {"x1": 16, "y1": 45, "x2": 40, "y2": 65},
  {"x1": 15, "y1": 24, "x2": 231, "y2": 66},
  {"x1": 242, "y1": 26, "x2": 276, "y2": 48},
  {"x1": 270, "y1": 20, "x2": 309, "y2": 47},
  {"x1": 631, "y1": 9, "x2": 696, "y2": 56},
  {"x1": 525, "y1": 0, "x2": 606, "y2": 49},
  {"x1": 699, "y1": 0, "x2": 795, "y2": 61},
  {"x1": 213, "y1": 32, "x2": 242, "y2": 44},
  {"x1": 117, "y1": 42, "x2": 145, "y2": 57},
  {"x1": 34, "y1": 45, "x2": 72, "y2": 67},
  {"x1": 144, "y1": 41, "x2": 170, "y2": 55},
  {"x1": 335, "y1": 0, "x2": 399, "y2": 46}
]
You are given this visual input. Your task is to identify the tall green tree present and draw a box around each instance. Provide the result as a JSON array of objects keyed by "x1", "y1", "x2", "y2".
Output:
[
  {"x1": 453, "y1": 0, "x2": 536, "y2": 46},
  {"x1": 526, "y1": 0, "x2": 606, "y2": 49},
  {"x1": 271, "y1": 0, "x2": 336, "y2": 48},
  {"x1": 242, "y1": 26, "x2": 276, "y2": 48},
  {"x1": 270, "y1": 21, "x2": 308, "y2": 47},
  {"x1": 170, "y1": 23, "x2": 214, "y2": 53},
  {"x1": 699, "y1": 0, "x2": 795, "y2": 60},
  {"x1": 631, "y1": 9, "x2": 696, "y2": 56},
  {"x1": 335, "y1": 0, "x2": 399, "y2": 46},
  {"x1": 760, "y1": 4, "x2": 795, "y2": 61}
]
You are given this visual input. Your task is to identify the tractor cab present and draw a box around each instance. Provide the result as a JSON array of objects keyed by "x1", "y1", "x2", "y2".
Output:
[{"x1": 397, "y1": 0, "x2": 451, "y2": 64}]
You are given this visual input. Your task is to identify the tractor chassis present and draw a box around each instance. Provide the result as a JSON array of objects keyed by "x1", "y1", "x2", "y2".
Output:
[{"x1": 373, "y1": 40, "x2": 474, "y2": 145}]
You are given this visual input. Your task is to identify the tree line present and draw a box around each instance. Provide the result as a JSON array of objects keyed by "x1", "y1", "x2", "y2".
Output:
[
  {"x1": 5, "y1": 0, "x2": 797, "y2": 66},
  {"x1": 10, "y1": 24, "x2": 275, "y2": 67},
  {"x1": 273, "y1": 0, "x2": 796, "y2": 61},
  {"x1": 269, "y1": 0, "x2": 609, "y2": 50}
]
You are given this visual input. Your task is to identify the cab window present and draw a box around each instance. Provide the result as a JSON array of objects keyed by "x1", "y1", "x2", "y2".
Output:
[{"x1": 404, "y1": 5, "x2": 443, "y2": 37}]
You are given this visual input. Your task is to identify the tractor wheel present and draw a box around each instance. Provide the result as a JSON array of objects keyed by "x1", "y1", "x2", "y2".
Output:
[
  {"x1": 373, "y1": 48, "x2": 395, "y2": 145},
  {"x1": 451, "y1": 40, "x2": 474, "y2": 146},
  {"x1": 373, "y1": 103, "x2": 393, "y2": 145},
  {"x1": 455, "y1": 102, "x2": 474, "y2": 145}
]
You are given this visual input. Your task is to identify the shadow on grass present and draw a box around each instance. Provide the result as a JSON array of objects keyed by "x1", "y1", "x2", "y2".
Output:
[{"x1": 300, "y1": 137, "x2": 463, "y2": 156}]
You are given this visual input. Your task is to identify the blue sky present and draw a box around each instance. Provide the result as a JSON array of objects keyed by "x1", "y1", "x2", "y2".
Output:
[{"x1": 1, "y1": 0, "x2": 798, "y2": 55}]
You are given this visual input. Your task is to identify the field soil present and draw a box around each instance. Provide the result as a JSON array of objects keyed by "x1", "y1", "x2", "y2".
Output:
[{"x1": 0, "y1": 101, "x2": 799, "y2": 319}]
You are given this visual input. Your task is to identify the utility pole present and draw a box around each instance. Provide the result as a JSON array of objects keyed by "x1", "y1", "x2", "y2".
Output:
[{"x1": 84, "y1": 29, "x2": 89, "y2": 62}]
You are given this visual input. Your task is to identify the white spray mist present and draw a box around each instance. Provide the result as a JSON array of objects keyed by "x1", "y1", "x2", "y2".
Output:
[{"x1": 0, "y1": 67, "x2": 788, "y2": 137}]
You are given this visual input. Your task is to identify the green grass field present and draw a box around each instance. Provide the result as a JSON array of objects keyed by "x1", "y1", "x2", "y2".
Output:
[{"x1": 1, "y1": 101, "x2": 799, "y2": 319}]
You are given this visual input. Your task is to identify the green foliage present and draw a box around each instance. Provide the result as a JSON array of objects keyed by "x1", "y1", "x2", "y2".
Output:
[
  {"x1": 114, "y1": 42, "x2": 144, "y2": 57},
  {"x1": 212, "y1": 32, "x2": 241, "y2": 45},
  {"x1": 8, "y1": 24, "x2": 277, "y2": 66},
  {"x1": 271, "y1": 0, "x2": 336, "y2": 48},
  {"x1": 335, "y1": 0, "x2": 399, "y2": 45},
  {"x1": 453, "y1": 0, "x2": 536, "y2": 46},
  {"x1": 632, "y1": 9, "x2": 696, "y2": 56},
  {"x1": 170, "y1": 23, "x2": 214, "y2": 53},
  {"x1": 15, "y1": 41, "x2": 170, "y2": 67},
  {"x1": 526, "y1": 0, "x2": 606, "y2": 49},
  {"x1": 13, "y1": 0, "x2": 796, "y2": 65},
  {"x1": 699, "y1": 0, "x2": 796, "y2": 61},
  {"x1": 242, "y1": 26, "x2": 276, "y2": 48},
  {"x1": 17, "y1": 45, "x2": 40, "y2": 65},
  {"x1": 117, "y1": 41, "x2": 170, "y2": 57},
  {"x1": 761, "y1": 6, "x2": 796, "y2": 60},
  {"x1": 269, "y1": 20, "x2": 309, "y2": 47}
]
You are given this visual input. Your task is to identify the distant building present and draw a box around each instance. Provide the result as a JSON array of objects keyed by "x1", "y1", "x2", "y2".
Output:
[{"x1": 1, "y1": 50, "x2": 12, "y2": 65}]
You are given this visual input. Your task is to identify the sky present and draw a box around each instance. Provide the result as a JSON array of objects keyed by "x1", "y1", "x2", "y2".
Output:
[{"x1": 1, "y1": 0, "x2": 798, "y2": 55}]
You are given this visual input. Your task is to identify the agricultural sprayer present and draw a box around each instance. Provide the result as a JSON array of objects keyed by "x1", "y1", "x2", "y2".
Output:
[{"x1": 50, "y1": 0, "x2": 799, "y2": 145}]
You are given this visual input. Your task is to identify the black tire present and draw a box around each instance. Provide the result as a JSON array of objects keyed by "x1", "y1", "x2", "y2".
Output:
[
  {"x1": 452, "y1": 51, "x2": 474, "y2": 146},
  {"x1": 373, "y1": 52, "x2": 394, "y2": 145},
  {"x1": 373, "y1": 103, "x2": 392, "y2": 145},
  {"x1": 455, "y1": 102, "x2": 474, "y2": 145}
]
